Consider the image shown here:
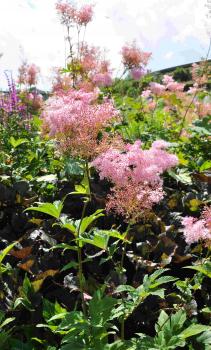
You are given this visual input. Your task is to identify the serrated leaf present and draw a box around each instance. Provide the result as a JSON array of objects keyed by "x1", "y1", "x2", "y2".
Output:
[{"x1": 180, "y1": 324, "x2": 211, "y2": 339}]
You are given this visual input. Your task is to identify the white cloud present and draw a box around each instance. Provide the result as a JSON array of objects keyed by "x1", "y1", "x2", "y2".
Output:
[
  {"x1": 164, "y1": 51, "x2": 174, "y2": 60},
  {"x1": 0, "y1": 0, "x2": 210, "y2": 89}
]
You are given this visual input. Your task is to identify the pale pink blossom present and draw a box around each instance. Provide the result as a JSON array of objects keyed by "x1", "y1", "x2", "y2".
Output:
[
  {"x1": 92, "y1": 72, "x2": 113, "y2": 87},
  {"x1": 27, "y1": 64, "x2": 40, "y2": 86},
  {"x1": 148, "y1": 101, "x2": 156, "y2": 110},
  {"x1": 121, "y1": 43, "x2": 151, "y2": 68},
  {"x1": 182, "y1": 206, "x2": 211, "y2": 244},
  {"x1": 202, "y1": 206, "x2": 211, "y2": 230},
  {"x1": 42, "y1": 88, "x2": 119, "y2": 159},
  {"x1": 56, "y1": 1, "x2": 76, "y2": 25},
  {"x1": 162, "y1": 75, "x2": 174, "y2": 85},
  {"x1": 187, "y1": 84, "x2": 199, "y2": 94},
  {"x1": 130, "y1": 67, "x2": 145, "y2": 80},
  {"x1": 17, "y1": 62, "x2": 28, "y2": 85},
  {"x1": 17, "y1": 63, "x2": 40, "y2": 86},
  {"x1": 166, "y1": 81, "x2": 184, "y2": 92},
  {"x1": 92, "y1": 140, "x2": 178, "y2": 222},
  {"x1": 192, "y1": 62, "x2": 208, "y2": 85},
  {"x1": 150, "y1": 82, "x2": 166, "y2": 95},
  {"x1": 197, "y1": 103, "x2": 211, "y2": 117},
  {"x1": 76, "y1": 5, "x2": 94, "y2": 26},
  {"x1": 141, "y1": 89, "x2": 151, "y2": 98}
]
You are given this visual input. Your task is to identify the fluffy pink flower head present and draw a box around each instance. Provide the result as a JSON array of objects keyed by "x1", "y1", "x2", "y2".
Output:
[
  {"x1": 141, "y1": 89, "x2": 151, "y2": 98},
  {"x1": 92, "y1": 140, "x2": 178, "y2": 222},
  {"x1": 27, "y1": 64, "x2": 40, "y2": 86},
  {"x1": 162, "y1": 75, "x2": 174, "y2": 85},
  {"x1": 17, "y1": 62, "x2": 40, "y2": 86},
  {"x1": 202, "y1": 206, "x2": 211, "y2": 230},
  {"x1": 148, "y1": 101, "x2": 157, "y2": 110},
  {"x1": 150, "y1": 82, "x2": 166, "y2": 95},
  {"x1": 17, "y1": 62, "x2": 28, "y2": 85},
  {"x1": 56, "y1": 1, "x2": 76, "y2": 25},
  {"x1": 42, "y1": 88, "x2": 119, "y2": 160},
  {"x1": 80, "y1": 44, "x2": 99, "y2": 73},
  {"x1": 99, "y1": 60, "x2": 110, "y2": 74},
  {"x1": 182, "y1": 206, "x2": 211, "y2": 244},
  {"x1": 76, "y1": 4, "x2": 94, "y2": 25},
  {"x1": 192, "y1": 62, "x2": 208, "y2": 85},
  {"x1": 121, "y1": 42, "x2": 151, "y2": 69},
  {"x1": 130, "y1": 67, "x2": 146, "y2": 80},
  {"x1": 92, "y1": 72, "x2": 113, "y2": 87},
  {"x1": 166, "y1": 81, "x2": 184, "y2": 92},
  {"x1": 187, "y1": 86, "x2": 198, "y2": 94},
  {"x1": 196, "y1": 102, "x2": 211, "y2": 117}
]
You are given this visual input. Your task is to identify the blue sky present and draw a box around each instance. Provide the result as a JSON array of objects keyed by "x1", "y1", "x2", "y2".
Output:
[{"x1": 0, "y1": 0, "x2": 210, "y2": 89}]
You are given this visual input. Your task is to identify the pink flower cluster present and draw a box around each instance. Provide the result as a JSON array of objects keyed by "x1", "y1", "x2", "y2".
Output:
[
  {"x1": 130, "y1": 67, "x2": 146, "y2": 80},
  {"x1": 56, "y1": 1, "x2": 93, "y2": 26},
  {"x1": 162, "y1": 75, "x2": 184, "y2": 92},
  {"x1": 182, "y1": 206, "x2": 211, "y2": 244},
  {"x1": 78, "y1": 45, "x2": 113, "y2": 88},
  {"x1": 147, "y1": 76, "x2": 184, "y2": 96},
  {"x1": 26, "y1": 92, "x2": 43, "y2": 110},
  {"x1": 76, "y1": 5, "x2": 94, "y2": 26},
  {"x1": 141, "y1": 89, "x2": 151, "y2": 98},
  {"x1": 192, "y1": 62, "x2": 208, "y2": 85},
  {"x1": 194, "y1": 101, "x2": 211, "y2": 117},
  {"x1": 92, "y1": 140, "x2": 178, "y2": 222},
  {"x1": 42, "y1": 89, "x2": 119, "y2": 159},
  {"x1": 17, "y1": 63, "x2": 40, "y2": 86},
  {"x1": 149, "y1": 82, "x2": 166, "y2": 95},
  {"x1": 121, "y1": 42, "x2": 151, "y2": 69},
  {"x1": 92, "y1": 72, "x2": 113, "y2": 87}
]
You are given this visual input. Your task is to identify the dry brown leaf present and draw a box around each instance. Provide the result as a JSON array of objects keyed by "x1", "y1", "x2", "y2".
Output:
[
  {"x1": 10, "y1": 247, "x2": 32, "y2": 259},
  {"x1": 18, "y1": 259, "x2": 34, "y2": 272}
]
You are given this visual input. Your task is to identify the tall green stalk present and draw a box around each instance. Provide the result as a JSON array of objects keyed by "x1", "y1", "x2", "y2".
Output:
[{"x1": 76, "y1": 161, "x2": 91, "y2": 317}]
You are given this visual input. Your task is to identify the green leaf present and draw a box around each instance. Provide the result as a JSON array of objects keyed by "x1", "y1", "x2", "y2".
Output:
[
  {"x1": 59, "y1": 216, "x2": 77, "y2": 235},
  {"x1": 9, "y1": 136, "x2": 29, "y2": 148},
  {"x1": 50, "y1": 243, "x2": 78, "y2": 252},
  {"x1": 79, "y1": 210, "x2": 104, "y2": 234},
  {"x1": 180, "y1": 324, "x2": 211, "y2": 339},
  {"x1": 149, "y1": 276, "x2": 178, "y2": 289},
  {"x1": 197, "y1": 331, "x2": 211, "y2": 347},
  {"x1": 0, "y1": 241, "x2": 17, "y2": 266},
  {"x1": 36, "y1": 174, "x2": 57, "y2": 183},
  {"x1": 184, "y1": 262, "x2": 211, "y2": 278},
  {"x1": 80, "y1": 230, "x2": 109, "y2": 250},
  {"x1": 168, "y1": 169, "x2": 192, "y2": 185},
  {"x1": 25, "y1": 200, "x2": 63, "y2": 219},
  {"x1": 61, "y1": 261, "x2": 78, "y2": 272},
  {"x1": 199, "y1": 160, "x2": 211, "y2": 171},
  {"x1": 115, "y1": 285, "x2": 136, "y2": 293},
  {"x1": 89, "y1": 290, "x2": 118, "y2": 326},
  {"x1": 72, "y1": 170, "x2": 91, "y2": 196},
  {"x1": 0, "y1": 317, "x2": 15, "y2": 329},
  {"x1": 43, "y1": 299, "x2": 67, "y2": 324}
]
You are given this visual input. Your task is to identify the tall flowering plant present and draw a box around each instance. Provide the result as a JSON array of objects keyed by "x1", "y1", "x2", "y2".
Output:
[
  {"x1": 0, "y1": 72, "x2": 26, "y2": 125},
  {"x1": 55, "y1": 1, "x2": 115, "y2": 92}
]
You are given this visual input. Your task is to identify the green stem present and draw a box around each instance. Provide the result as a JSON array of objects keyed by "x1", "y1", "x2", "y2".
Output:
[
  {"x1": 76, "y1": 161, "x2": 91, "y2": 317},
  {"x1": 120, "y1": 223, "x2": 131, "y2": 341},
  {"x1": 120, "y1": 315, "x2": 125, "y2": 341},
  {"x1": 120, "y1": 223, "x2": 131, "y2": 273}
]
